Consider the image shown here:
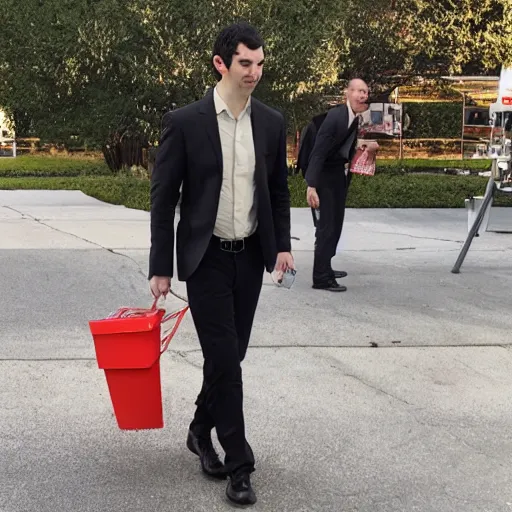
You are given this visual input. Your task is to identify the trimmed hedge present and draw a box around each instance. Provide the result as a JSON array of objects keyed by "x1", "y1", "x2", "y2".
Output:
[
  {"x1": 1, "y1": 174, "x2": 512, "y2": 209},
  {"x1": 3, "y1": 155, "x2": 491, "y2": 181},
  {"x1": 288, "y1": 174, "x2": 512, "y2": 208},
  {"x1": 288, "y1": 159, "x2": 492, "y2": 177},
  {"x1": 376, "y1": 158, "x2": 491, "y2": 171},
  {"x1": 0, "y1": 155, "x2": 111, "y2": 177},
  {"x1": 403, "y1": 102, "x2": 462, "y2": 139}
]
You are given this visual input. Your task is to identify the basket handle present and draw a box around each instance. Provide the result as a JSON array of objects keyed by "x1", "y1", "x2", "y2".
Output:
[
  {"x1": 150, "y1": 294, "x2": 189, "y2": 354},
  {"x1": 160, "y1": 306, "x2": 189, "y2": 353},
  {"x1": 151, "y1": 289, "x2": 188, "y2": 311}
]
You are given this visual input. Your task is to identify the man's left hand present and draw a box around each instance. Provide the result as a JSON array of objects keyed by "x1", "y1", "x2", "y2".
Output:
[{"x1": 274, "y1": 252, "x2": 295, "y2": 279}]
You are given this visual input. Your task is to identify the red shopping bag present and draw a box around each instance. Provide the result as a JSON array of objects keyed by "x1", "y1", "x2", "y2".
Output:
[
  {"x1": 350, "y1": 146, "x2": 376, "y2": 176},
  {"x1": 89, "y1": 296, "x2": 189, "y2": 430}
]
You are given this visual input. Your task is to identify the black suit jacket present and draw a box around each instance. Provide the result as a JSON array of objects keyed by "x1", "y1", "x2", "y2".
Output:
[
  {"x1": 305, "y1": 104, "x2": 359, "y2": 188},
  {"x1": 149, "y1": 88, "x2": 291, "y2": 282}
]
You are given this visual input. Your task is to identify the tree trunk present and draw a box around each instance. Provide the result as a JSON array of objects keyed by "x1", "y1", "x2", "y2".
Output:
[{"x1": 102, "y1": 130, "x2": 148, "y2": 172}]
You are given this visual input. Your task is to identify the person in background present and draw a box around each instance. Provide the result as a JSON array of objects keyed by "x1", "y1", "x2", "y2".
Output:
[{"x1": 305, "y1": 78, "x2": 377, "y2": 291}]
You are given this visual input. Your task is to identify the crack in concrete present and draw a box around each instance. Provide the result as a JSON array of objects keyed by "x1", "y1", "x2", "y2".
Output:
[
  {"x1": 448, "y1": 432, "x2": 503, "y2": 463},
  {"x1": 441, "y1": 484, "x2": 502, "y2": 508},
  {"x1": 175, "y1": 343, "x2": 512, "y2": 351},
  {"x1": 454, "y1": 358, "x2": 494, "y2": 380},
  {"x1": 4, "y1": 206, "x2": 107, "y2": 249},
  {"x1": 5, "y1": 206, "x2": 151, "y2": 280},
  {"x1": 501, "y1": 345, "x2": 512, "y2": 357},
  {"x1": 307, "y1": 350, "x2": 415, "y2": 406},
  {"x1": 2, "y1": 343, "x2": 512, "y2": 362},
  {"x1": 3, "y1": 205, "x2": 26, "y2": 217},
  {"x1": 342, "y1": 373, "x2": 414, "y2": 406},
  {"x1": 372, "y1": 230, "x2": 465, "y2": 243},
  {"x1": 107, "y1": 249, "x2": 148, "y2": 279}
]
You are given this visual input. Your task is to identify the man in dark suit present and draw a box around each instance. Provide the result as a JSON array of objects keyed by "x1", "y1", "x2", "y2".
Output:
[
  {"x1": 148, "y1": 22, "x2": 294, "y2": 507},
  {"x1": 305, "y1": 79, "x2": 373, "y2": 292}
]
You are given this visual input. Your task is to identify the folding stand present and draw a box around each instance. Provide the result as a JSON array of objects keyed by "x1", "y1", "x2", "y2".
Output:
[{"x1": 451, "y1": 176, "x2": 512, "y2": 273}]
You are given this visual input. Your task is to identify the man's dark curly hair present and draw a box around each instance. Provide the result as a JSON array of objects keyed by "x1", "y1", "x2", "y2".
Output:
[{"x1": 212, "y1": 22, "x2": 265, "y2": 81}]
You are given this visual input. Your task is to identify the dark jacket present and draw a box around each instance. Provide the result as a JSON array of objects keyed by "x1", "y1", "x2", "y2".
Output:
[
  {"x1": 305, "y1": 104, "x2": 359, "y2": 188},
  {"x1": 149, "y1": 88, "x2": 291, "y2": 281}
]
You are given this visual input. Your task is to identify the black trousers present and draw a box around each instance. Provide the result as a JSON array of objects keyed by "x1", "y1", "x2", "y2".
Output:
[
  {"x1": 186, "y1": 233, "x2": 264, "y2": 476},
  {"x1": 312, "y1": 170, "x2": 352, "y2": 284}
]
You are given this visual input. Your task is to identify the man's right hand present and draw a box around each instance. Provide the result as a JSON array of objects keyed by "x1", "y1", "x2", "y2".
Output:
[
  {"x1": 150, "y1": 276, "x2": 171, "y2": 298},
  {"x1": 307, "y1": 186, "x2": 320, "y2": 209}
]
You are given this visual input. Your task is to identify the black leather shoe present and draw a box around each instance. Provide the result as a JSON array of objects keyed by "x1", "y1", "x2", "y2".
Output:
[
  {"x1": 226, "y1": 472, "x2": 257, "y2": 506},
  {"x1": 333, "y1": 270, "x2": 348, "y2": 279},
  {"x1": 187, "y1": 429, "x2": 227, "y2": 479},
  {"x1": 312, "y1": 279, "x2": 347, "y2": 292}
]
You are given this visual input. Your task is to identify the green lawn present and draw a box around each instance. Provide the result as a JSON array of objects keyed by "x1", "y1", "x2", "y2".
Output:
[{"x1": 0, "y1": 155, "x2": 110, "y2": 177}]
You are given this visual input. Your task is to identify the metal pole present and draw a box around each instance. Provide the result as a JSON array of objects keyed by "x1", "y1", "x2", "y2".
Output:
[
  {"x1": 461, "y1": 93, "x2": 465, "y2": 159},
  {"x1": 397, "y1": 87, "x2": 403, "y2": 160},
  {"x1": 399, "y1": 121, "x2": 403, "y2": 159},
  {"x1": 451, "y1": 176, "x2": 496, "y2": 273}
]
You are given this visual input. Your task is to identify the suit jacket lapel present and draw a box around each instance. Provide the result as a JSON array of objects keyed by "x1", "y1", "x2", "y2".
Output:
[
  {"x1": 250, "y1": 99, "x2": 266, "y2": 183},
  {"x1": 198, "y1": 88, "x2": 223, "y2": 172}
]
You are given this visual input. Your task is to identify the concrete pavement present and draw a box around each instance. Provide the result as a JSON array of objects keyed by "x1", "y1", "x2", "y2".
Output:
[{"x1": 1, "y1": 190, "x2": 512, "y2": 512}]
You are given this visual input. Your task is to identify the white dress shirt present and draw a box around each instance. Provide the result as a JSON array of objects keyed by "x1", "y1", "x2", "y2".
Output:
[
  {"x1": 347, "y1": 100, "x2": 356, "y2": 128},
  {"x1": 213, "y1": 87, "x2": 258, "y2": 240}
]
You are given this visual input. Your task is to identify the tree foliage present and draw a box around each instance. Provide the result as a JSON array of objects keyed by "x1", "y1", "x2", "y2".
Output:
[
  {"x1": 334, "y1": 0, "x2": 512, "y2": 98},
  {"x1": 0, "y1": 0, "x2": 511, "y2": 163},
  {"x1": 407, "y1": 0, "x2": 512, "y2": 76}
]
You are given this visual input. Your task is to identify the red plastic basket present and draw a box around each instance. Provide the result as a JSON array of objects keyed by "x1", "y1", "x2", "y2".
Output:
[{"x1": 89, "y1": 298, "x2": 188, "y2": 430}]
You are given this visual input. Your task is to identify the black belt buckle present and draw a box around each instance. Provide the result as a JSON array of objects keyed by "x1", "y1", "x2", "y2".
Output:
[{"x1": 220, "y1": 238, "x2": 245, "y2": 253}]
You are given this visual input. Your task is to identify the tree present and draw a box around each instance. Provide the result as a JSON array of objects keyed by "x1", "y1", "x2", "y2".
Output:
[
  {"x1": 1, "y1": 0, "x2": 511, "y2": 161},
  {"x1": 0, "y1": 0, "x2": 352, "y2": 148},
  {"x1": 408, "y1": 0, "x2": 512, "y2": 76},
  {"x1": 333, "y1": 0, "x2": 512, "y2": 100}
]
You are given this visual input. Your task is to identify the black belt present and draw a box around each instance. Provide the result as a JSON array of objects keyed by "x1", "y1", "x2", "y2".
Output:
[{"x1": 214, "y1": 236, "x2": 246, "y2": 253}]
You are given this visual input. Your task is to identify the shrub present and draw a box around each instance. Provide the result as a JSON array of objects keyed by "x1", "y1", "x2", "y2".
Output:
[
  {"x1": 287, "y1": 173, "x2": 512, "y2": 208},
  {"x1": 0, "y1": 155, "x2": 111, "y2": 177},
  {"x1": 402, "y1": 102, "x2": 462, "y2": 139}
]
